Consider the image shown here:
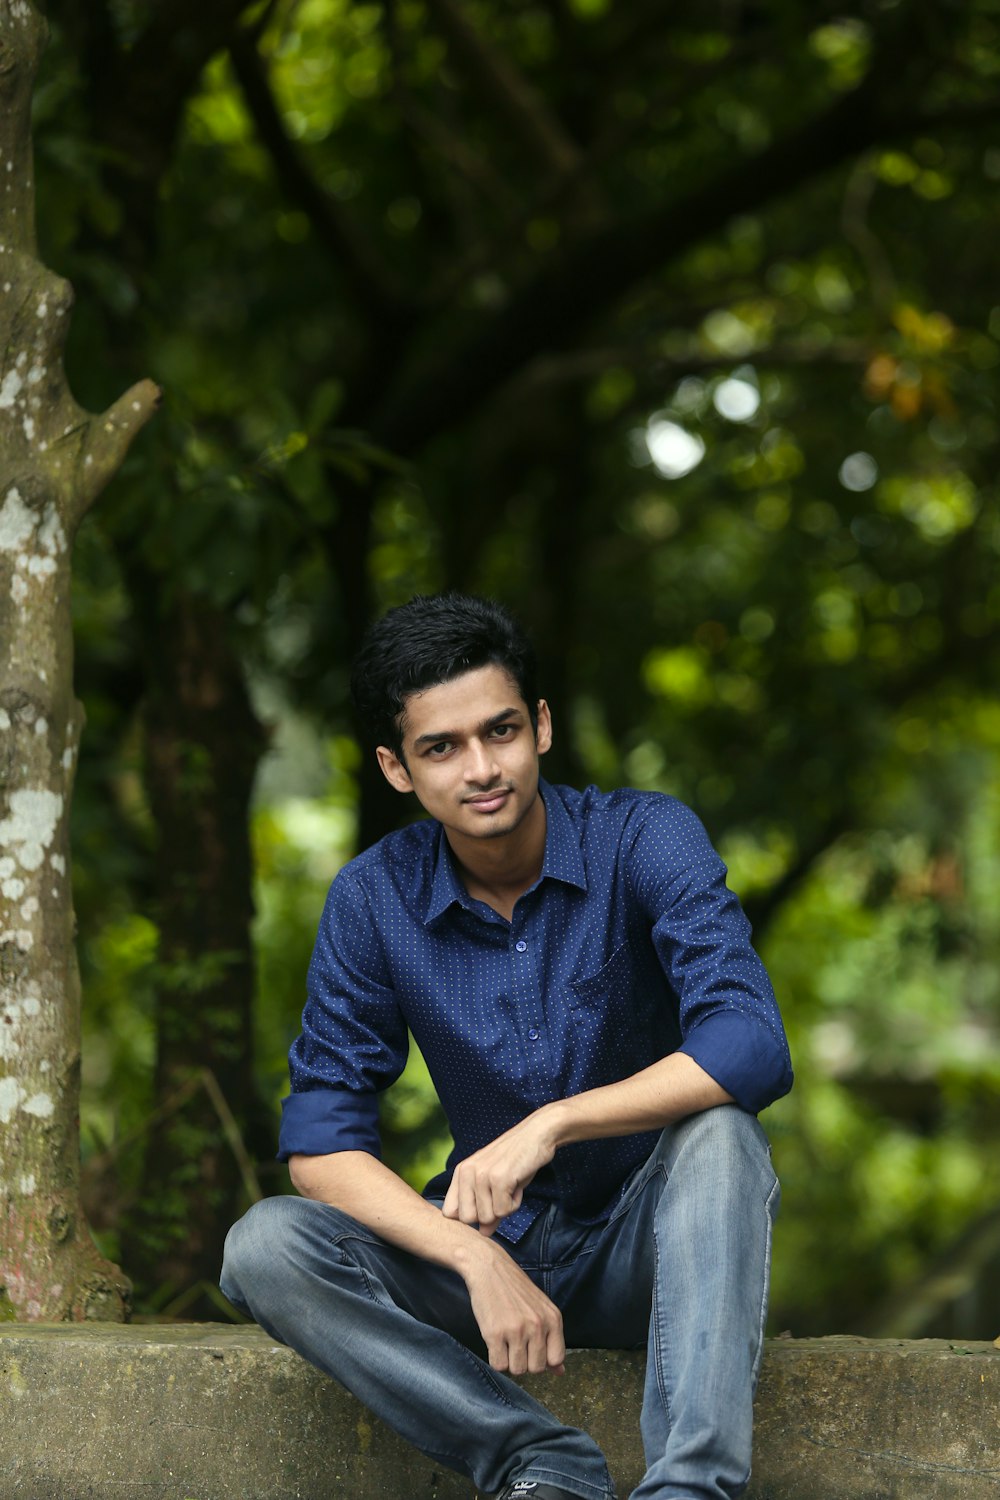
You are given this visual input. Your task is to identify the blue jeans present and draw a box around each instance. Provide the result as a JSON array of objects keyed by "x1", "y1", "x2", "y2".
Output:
[{"x1": 221, "y1": 1105, "x2": 779, "y2": 1500}]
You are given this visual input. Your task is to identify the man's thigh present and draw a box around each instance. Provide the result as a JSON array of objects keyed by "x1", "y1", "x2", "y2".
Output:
[
  {"x1": 226, "y1": 1194, "x2": 489, "y2": 1354},
  {"x1": 324, "y1": 1198, "x2": 490, "y2": 1353}
]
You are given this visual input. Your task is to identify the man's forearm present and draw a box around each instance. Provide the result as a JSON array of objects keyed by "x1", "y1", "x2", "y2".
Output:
[
  {"x1": 289, "y1": 1149, "x2": 489, "y2": 1276},
  {"x1": 442, "y1": 1051, "x2": 733, "y2": 1234},
  {"x1": 542, "y1": 1050, "x2": 733, "y2": 1150}
]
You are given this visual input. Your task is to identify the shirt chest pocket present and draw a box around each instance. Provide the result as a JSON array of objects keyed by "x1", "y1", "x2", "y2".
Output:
[
  {"x1": 568, "y1": 941, "x2": 634, "y2": 1010},
  {"x1": 565, "y1": 942, "x2": 640, "y2": 1074},
  {"x1": 568, "y1": 936, "x2": 677, "y2": 1047}
]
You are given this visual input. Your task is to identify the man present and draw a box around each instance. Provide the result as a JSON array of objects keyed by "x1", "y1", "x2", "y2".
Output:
[{"x1": 222, "y1": 593, "x2": 792, "y2": 1500}]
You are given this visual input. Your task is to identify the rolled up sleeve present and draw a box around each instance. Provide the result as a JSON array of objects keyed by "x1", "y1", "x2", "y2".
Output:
[
  {"x1": 278, "y1": 870, "x2": 409, "y2": 1161},
  {"x1": 278, "y1": 1088, "x2": 381, "y2": 1160},
  {"x1": 630, "y1": 799, "x2": 793, "y2": 1114}
]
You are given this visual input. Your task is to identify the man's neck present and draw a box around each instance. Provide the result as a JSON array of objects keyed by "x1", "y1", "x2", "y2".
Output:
[{"x1": 446, "y1": 791, "x2": 547, "y2": 922}]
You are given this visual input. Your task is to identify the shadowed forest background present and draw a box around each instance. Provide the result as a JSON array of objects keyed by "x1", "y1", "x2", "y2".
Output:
[{"x1": 28, "y1": 0, "x2": 1000, "y2": 1334}]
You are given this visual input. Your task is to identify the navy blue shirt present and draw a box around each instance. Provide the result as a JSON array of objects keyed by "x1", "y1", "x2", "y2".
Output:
[{"x1": 280, "y1": 780, "x2": 792, "y2": 1241}]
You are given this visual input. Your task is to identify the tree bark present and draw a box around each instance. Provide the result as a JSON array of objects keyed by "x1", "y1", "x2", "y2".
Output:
[{"x1": 0, "y1": 0, "x2": 158, "y2": 1321}]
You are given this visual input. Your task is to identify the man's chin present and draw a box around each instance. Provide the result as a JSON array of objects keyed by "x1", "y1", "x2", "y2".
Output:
[
  {"x1": 460, "y1": 802, "x2": 525, "y2": 838},
  {"x1": 461, "y1": 811, "x2": 518, "y2": 838},
  {"x1": 475, "y1": 820, "x2": 519, "y2": 839}
]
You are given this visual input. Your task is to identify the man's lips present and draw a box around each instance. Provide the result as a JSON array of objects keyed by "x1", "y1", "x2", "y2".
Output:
[{"x1": 464, "y1": 788, "x2": 512, "y2": 812}]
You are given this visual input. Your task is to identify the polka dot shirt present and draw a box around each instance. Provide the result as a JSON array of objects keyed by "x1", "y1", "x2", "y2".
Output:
[{"x1": 280, "y1": 780, "x2": 792, "y2": 1241}]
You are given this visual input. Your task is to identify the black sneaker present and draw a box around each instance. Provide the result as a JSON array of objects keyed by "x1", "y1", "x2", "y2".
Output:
[{"x1": 497, "y1": 1484, "x2": 585, "y2": 1500}]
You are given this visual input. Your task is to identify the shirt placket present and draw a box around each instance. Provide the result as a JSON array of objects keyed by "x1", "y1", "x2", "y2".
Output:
[{"x1": 508, "y1": 908, "x2": 552, "y2": 1106}]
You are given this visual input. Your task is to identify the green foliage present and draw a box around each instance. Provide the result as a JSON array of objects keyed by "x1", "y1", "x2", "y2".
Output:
[
  {"x1": 761, "y1": 746, "x2": 1000, "y2": 1330},
  {"x1": 39, "y1": 0, "x2": 1000, "y2": 1327}
]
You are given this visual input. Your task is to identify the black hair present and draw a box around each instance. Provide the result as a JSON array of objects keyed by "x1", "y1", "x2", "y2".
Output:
[{"x1": 350, "y1": 593, "x2": 539, "y2": 758}]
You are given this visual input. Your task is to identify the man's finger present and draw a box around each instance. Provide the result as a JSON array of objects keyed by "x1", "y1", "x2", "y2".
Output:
[
  {"x1": 450, "y1": 1167, "x2": 480, "y2": 1226},
  {"x1": 526, "y1": 1325, "x2": 550, "y2": 1375},
  {"x1": 475, "y1": 1174, "x2": 500, "y2": 1234},
  {"x1": 488, "y1": 1336, "x2": 509, "y2": 1372},
  {"x1": 547, "y1": 1320, "x2": 566, "y2": 1373}
]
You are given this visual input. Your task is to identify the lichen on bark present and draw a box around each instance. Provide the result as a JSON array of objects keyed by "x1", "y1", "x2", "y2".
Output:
[{"x1": 0, "y1": 0, "x2": 159, "y2": 1320}]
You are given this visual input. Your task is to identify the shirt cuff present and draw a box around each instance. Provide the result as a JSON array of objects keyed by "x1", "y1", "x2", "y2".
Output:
[
  {"x1": 277, "y1": 1088, "x2": 382, "y2": 1162},
  {"x1": 680, "y1": 1011, "x2": 793, "y2": 1115}
]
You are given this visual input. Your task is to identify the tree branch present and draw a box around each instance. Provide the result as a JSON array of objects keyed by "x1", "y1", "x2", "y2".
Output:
[
  {"x1": 76, "y1": 378, "x2": 161, "y2": 523},
  {"x1": 228, "y1": 28, "x2": 409, "y2": 323},
  {"x1": 518, "y1": 337, "x2": 873, "y2": 393},
  {"x1": 366, "y1": 3, "x2": 976, "y2": 458},
  {"x1": 424, "y1": 0, "x2": 582, "y2": 179},
  {"x1": 369, "y1": 87, "x2": 885, "y2": 451},
  {"x1": 386, "y1": 63, "x2": 520, "y2": 219}
]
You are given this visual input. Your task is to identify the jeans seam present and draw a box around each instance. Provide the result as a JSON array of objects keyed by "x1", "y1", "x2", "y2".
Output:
[
  {"x1": 459, "y1": 1342, "x2": 523, "y2": 1411},
  {"x1": 601, "y1": 1150, "x2": 662, "y2": 1231},
  {"x1": 326, "y1": 1227, "x2": 384, "y2": 1251},
  {"x1": 728, "y1": 1169, "x2": 779, "y2": 1493},
  {"x1": 647, "y1": 1164, "x2": 673, "y2": 1436},
  {"x1": 749, "y1": 1172, "x2": 779, "y2": 1395},
  {"x1": 357, "y1": 1265, "x2": 384, "y2": 1305},
  {"x1": 518, "y1": 1243, "x2": 598, "y2": 1278}
]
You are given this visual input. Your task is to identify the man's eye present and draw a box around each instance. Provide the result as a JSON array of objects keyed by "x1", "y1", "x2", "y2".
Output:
[
  {"x1": 491, "y1": 724, "x2": 513, "y2": 738},
  {"x1": 427, "y1": 741, "x2": 452, "y2": 756}
]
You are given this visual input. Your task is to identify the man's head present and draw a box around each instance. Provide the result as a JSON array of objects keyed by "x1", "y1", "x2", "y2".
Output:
[{"x1": 350, "y1": 593, "x2": 540, "y2": 762}]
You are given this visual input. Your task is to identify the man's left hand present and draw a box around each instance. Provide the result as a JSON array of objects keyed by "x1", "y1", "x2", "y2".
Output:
[{"x1": 442, "y1": 1109, "x2": 558, "y2": 1236}]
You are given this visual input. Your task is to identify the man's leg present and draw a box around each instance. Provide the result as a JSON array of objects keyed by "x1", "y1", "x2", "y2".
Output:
[
  {"x1": 221, "y1": 1195, "x2": 614, "y2": 1500},
  {"x1": 557, "y1": 1106, "x2": 779, "y2": 1500}
]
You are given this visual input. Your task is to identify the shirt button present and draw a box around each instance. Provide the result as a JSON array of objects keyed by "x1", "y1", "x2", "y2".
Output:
[
  {"x1": 528, "y1": 1028, "x2": 540, "y2": 1041},
  {"x1": 515, "y1": 940, "x2": 527, "y2": 953}
]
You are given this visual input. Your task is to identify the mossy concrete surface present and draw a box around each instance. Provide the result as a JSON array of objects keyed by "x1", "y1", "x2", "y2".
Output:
[{"x1": 1, "y1": 1325, "x2": 999, "y2": 1499}]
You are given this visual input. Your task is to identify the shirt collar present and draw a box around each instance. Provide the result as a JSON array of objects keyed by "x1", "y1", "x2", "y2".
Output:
[
  {"x1": 425, "y1": 830, "x2": 469, "y2": 924},
  {"x1": 537, "y1": 779, "x2": 587, "y2": 891},
  {"x1": 424, "y1": 778, "x2": 586, "y2": 926}
]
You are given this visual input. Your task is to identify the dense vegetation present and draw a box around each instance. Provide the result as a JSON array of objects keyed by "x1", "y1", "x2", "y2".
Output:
[{"x1": 22, "y1": 0, "x2": 1000, "y2": 1332}]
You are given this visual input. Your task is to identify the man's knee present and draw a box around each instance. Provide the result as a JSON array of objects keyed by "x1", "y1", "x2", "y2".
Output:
[
  {"x1": 222, "y1": 1196, "x2": 282, "y2": 1295},
  {"x1": 221, "y1": 1194, "x2": 329, "y2": 1302},
  {"x1": 655, "y1": 1103, "x2": 772, "y2": 1181}
]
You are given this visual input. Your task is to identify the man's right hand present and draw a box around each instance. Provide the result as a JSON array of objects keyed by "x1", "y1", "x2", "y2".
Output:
[
  {"x1": 459, "y1": 1236, "x2": 566, "y2": 1377},
  {"x1": 290, "y1": 1149, "x2": 565, "y2": 1376}
]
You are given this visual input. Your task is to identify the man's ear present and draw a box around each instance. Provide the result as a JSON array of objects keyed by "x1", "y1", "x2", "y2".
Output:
[
  {"x1": 376, "y1": 745, "x2": 413, "y2": 794},
  {"x1": 535, "y1": 699, "x2": 553, "y2": 756}
]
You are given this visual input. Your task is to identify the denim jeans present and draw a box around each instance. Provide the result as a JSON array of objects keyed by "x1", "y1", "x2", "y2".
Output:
[{"x1": 221, "y1": 1105, "x2": 779, "y2": 1500}]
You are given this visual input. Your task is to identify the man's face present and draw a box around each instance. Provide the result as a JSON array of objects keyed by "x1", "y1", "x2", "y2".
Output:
[{"x1": 375, "y1": 664, "x2": 552, "y2": 844}]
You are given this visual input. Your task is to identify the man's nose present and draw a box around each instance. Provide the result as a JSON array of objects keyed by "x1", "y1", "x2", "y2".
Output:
[{"x1": 465, "y1": 739, "x2": 500, "y2": 783}]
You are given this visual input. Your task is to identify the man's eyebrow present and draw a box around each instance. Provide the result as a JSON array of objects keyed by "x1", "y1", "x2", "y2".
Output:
[{"x1": 412, "y1": 706, "x2": 524, "y2": 748}]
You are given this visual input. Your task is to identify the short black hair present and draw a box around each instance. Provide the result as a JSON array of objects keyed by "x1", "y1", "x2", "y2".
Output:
[{"x1": 350, "y1": 593, "x2": 539, "y2": 758}]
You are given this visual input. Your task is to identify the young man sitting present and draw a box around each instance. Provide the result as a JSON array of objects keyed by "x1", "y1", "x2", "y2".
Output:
[{"x1": 222, "y1": 592, "x2": 792, "y2": 1500}]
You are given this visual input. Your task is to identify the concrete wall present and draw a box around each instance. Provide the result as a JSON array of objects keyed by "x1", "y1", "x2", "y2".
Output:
[{"x1": 1, "y1": 1325, "x2": 999, "y2": 1499}]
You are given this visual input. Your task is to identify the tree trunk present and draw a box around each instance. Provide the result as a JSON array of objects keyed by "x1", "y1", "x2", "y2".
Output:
[
  {"x1": 0, "y1": 0, "x2": 158, "y2": 1321},
  {"x1": 118, "y1": 590, "x2": 269, "y2": 1309}
]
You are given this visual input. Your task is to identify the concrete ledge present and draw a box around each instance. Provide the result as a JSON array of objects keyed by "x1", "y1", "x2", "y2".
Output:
[{"x1": 1, "y1": 1325, "x2": 999, "y2": 1499}]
